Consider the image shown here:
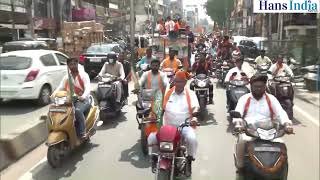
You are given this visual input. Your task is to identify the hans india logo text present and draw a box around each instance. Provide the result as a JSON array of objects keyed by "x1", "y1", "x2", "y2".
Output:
[{"x1": 254, "y1": 0, "x2": 319, "y2": 13}]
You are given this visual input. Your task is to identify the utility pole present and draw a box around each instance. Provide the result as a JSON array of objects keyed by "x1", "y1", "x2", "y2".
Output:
[
  {"x1": 130, "y1": 0, "x2": 135, "y2": 63},
  {"x1": 10, "y1": 0, "x2": 16, "y2": 40}
]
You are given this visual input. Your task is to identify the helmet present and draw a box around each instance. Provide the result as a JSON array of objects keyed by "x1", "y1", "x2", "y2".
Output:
[
  {"x1": 232, "y1": 50, "x2": 241, "y2": 61},
  {"x1": 107, "y1": 52, "x2": 118, "y2": 63}
]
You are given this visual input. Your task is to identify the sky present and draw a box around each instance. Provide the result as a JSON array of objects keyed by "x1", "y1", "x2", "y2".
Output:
[{"x1": 182, "y1": 0, "x2": 214, "y2": 24}]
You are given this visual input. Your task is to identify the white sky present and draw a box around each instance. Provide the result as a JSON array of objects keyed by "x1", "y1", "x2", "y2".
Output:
[{"x1": 182, "y1": 0, "x2": 214, "y2": 24}]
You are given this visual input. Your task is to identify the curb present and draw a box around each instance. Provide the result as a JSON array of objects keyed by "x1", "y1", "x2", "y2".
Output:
[{"x1": 0, "y1": 116, "x2": 48, "y2": 171}]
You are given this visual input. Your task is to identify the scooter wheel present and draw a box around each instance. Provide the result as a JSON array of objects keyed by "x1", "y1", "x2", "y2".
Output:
[{"x1": 47, "y1": 145, "x2": 62, "y2": 168}]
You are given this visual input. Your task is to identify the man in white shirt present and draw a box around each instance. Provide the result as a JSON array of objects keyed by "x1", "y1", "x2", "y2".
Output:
[
  {"x1": 165, "y1": 16, "x2": 175, "y2": 37},
  {"x1": 269, "y1": 55, "x2": 294, "y2": 78},
  {"x1": 233, "y1": 74, "x2": 293, "y2": 173},
  {"x1": 254, "y1": 49, "x2": 272, "y2": 65},
  {"x1": 98, "y1": 53, "x2": 125, "y2": 109},
  {"x1": 52, "y1": 58, "x2": 91, "y2": 139},
  {"x1": 148, "y1": 70, "x2": 199, "y2": 176}
]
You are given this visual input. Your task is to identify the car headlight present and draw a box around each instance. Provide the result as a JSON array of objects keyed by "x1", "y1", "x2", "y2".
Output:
[
  {"x1": 198, "y1": 81, "x2": 206, "y2": 88},
  {"x1": 55, "y1": 97, "x2": 67, "y2": 105},
  {"x1": 160, "y1": 142, "x2": 174, "y2": 151}
]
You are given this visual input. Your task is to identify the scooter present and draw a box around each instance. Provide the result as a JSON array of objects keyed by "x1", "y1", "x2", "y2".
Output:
[
  {"x1": 226, "y1": 72, "x2": 250, "y2": 111},
  {"x1": 192, "y1": 73, "x2": 212, "y2": 119},
  {"x1": 46, "y1": 91, "x2": 100, "y2": 168},
  {"x1": 162, "y1": 68, "x2": 175, "y2": 88},
  {"x1": 96, "y1": 74, "x2": 126, "y2": 120},
  {"x1": 230, "y1": 110, "x2": 291, "y2": 180},
  {"x1": 267, "y1": 75, "x2": 294, "y2": 120},
  {"x1": 256, "y1": 63, "x2": 271, "y2": 75},
  {"x1": 134, "y1": 88, "x2": 158, "y2": 155},
  {"x1": 153, "y1": 117, "x2": 200, "y2": 180}
]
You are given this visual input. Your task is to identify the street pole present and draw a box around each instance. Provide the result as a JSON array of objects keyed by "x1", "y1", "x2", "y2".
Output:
[
  {"x1": 10, "y1": 0, "x2": 16, "y2": 40},
  {"x1": 130, "y1": 0, "x2": 135, "y2": 63}
]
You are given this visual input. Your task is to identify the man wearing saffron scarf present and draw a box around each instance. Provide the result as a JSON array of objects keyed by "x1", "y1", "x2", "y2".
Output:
[{"x1": 269, "y1": 55, "x2": 294, "y2": 78}]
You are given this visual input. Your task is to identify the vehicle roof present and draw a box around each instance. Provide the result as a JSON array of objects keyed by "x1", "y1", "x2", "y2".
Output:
[
  {"x1": 0, "y1": 50, "x2": 62, "y2": 58},
  {"x1": 89, "y1": 43, "x2": 119, "y2": 47},
  {"x1": 4, "y1": 41, "x2": 47, "y2": 45}
]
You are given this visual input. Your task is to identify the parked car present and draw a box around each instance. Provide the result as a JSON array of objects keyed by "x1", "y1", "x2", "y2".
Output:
[
  {"x1": 238, "y1": 39, "x2": 259, "y2": 58},
  {"x1": 0, "y1": 50, "x2": 68, "y2": 105},
  {"x1": 2, "y1": 41, "x2": 49, "y2": 53},
  {"x1": 79, "y1": 43, "x2": 124, "y2": 78}
]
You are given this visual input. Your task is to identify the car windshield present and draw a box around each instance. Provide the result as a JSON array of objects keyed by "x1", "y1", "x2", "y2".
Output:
[
  {"x1": 0, "y1": 56, "x2": 32, "y2": 70},
  {"x1": 86, "y1": 45, "x2": 113, "y2": 53}
]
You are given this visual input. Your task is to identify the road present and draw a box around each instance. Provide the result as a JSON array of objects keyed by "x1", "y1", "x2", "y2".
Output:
[{"x1": 1, "y1": 82, "x2": 319, "y2": 180}]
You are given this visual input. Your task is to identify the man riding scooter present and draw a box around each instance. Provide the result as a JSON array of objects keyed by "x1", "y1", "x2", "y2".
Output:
[
  {"x1": 51, "y1": 58, "x2": 91, "y2": 139},
  {"x1": 190, "y1": 53, "x2": 214, "y2": 104},
  {"x1": 98, "y1": 53, "x2": 125, "y2": 110},
  {"x1": 255, "y1": 49, "x2": 272, "y2": 66},
  {"x1": 233, "y1": 74, "x2": 294, "y2": 176},
  {"x1": 269, "y1": 54, "x2": 294, "y2": 78},
  {"x1": 160, "y1": 48, "x2": 183, "y2": 72},
  {"x1": 148, "y1": 71, "x2": 200, "y2": 177},
  {"x1": 137, "y1": 47, "x2": 156, "y2": 70}
]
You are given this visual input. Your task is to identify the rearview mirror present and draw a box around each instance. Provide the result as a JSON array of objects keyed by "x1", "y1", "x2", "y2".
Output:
[{"x1": 230, "y1": 110, "x2": 242, "y2": 118}]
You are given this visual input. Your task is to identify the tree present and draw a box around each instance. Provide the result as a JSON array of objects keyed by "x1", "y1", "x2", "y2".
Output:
[{"x1": 204, "y1": 0, "x2": 234, "y2": 27}]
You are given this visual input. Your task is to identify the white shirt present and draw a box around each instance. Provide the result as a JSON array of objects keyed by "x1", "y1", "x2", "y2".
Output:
[
  {"x1": 165, "y1": 20, "x2": 175, "y2": 32},
  {"x1": 269, "y1": 63, "x2": 293, "y2": 77},
  {"x1": 235, "y1": 93, "x2": 292, "y2": 125},
  {"x1": 224, "y1": 66, "x2": 248, "y2": 83},
  {"x1": 163, "y1": 88, "x2": 199, "y2": 127},
  {"x1": 98, "y1": 61, "x2": 125, "y2": 80},
  {"x1": 54, "y1": 69, "x2": 91, "y2": 100},
  {"x1": 139, "y1": 70, "x2": 169, "y2": 91},
  {"x1": 255, "y1": 55, "x2": 272, "y2": 65}
]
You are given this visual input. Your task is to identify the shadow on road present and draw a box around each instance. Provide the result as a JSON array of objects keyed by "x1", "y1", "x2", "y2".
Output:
[
  {"x1": 199, "y1": 112, "x2": 218, "y2": 126},
  {"x1": 0, "y1": 100, "x2": 43, "y2": 115},
  {"x1": 96, "y1": 112, "x2": 128, "y2": 131},
  {"x1": 29, "y1": 142, "x2": 99, "y2": 180},
  {"x1": 119, "y1": 141, "x2": 150, "y2": 169}
]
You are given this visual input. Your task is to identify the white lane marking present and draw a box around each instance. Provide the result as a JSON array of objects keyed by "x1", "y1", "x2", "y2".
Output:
[
  {"x1": 18, "y1": 158, "x2": 47, "y2": 180},
  {"x1": 294, "y1": 105, "x2": 319, "y2": 127}
]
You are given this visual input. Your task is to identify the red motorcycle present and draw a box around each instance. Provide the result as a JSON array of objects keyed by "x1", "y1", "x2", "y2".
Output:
[{"x1": 153, "y1": 118, "x2": 199, "y2": 180}]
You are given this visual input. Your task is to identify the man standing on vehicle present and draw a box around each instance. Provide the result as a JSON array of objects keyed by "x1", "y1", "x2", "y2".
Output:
[
  {"x1": 148, "y1": 70, "x2": 199, "y2": 177},
  {"x1": 233, "y1": 74, "x2": 293, "y2": 175},
  {"x1": 255, "y1": 49, "x2": 272, "y2": 66},
  {"x1": 160, "y1": 48, "x2": 182, "y2": 72},
  {"x1": 186, "y1": 26, "x2": 195, "y2": 65},
  {"x1": 118, "y1": 52, "x2": 131, "y2": 101},
  {"x1": 52, "y1": 58, "x2": 91, "y2": 139},
  {"x1": 98, "y1": 53, "x2": 125, "y2": 109}
]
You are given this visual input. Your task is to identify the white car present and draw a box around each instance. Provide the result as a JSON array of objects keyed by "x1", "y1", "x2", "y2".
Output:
[{"x1": 0, "y1": 50, "x2": 69, "y2": 105}]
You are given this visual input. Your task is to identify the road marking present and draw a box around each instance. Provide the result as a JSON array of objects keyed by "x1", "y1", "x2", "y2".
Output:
[
  {"x1": 294, "y1": 105, "x2": 319, "y2": 127},
  {"x1": 19, "y1": 158, "x2": 47, "y2": 180}
]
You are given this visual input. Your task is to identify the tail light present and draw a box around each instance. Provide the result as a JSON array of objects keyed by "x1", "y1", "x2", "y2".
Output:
[
  {"x1": 25, "y1": 69, "x2": 40, "y2": 82},
  {"x1": 79, "y1": 55, "x2": 85, "y2": 63}
]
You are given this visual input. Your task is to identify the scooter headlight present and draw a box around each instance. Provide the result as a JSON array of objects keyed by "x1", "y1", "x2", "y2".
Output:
[
  {"x1": 160, "y1": 142, "x2": 174, "y2": 151},
  {"x1": 198, "y1": 81, "x2": 206, "y2": 88},
  {"x1": 55, "y1": 96, "x2": 68, "y2": 105}
]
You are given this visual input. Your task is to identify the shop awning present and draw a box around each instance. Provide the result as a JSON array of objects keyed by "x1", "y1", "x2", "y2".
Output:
[{"x1": 0, "y1": 24, "x2": 28, "y2": 29}]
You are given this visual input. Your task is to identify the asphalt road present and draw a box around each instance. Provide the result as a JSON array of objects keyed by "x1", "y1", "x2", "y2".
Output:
[{"x1": 1, "y1": 82, "x2": 319, "y2": 180}]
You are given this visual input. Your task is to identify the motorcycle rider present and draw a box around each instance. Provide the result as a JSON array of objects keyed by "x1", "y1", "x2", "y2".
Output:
[
  {"x1": 225, "y1": 52, "x2": 250, "y2": 110},
  {"x1": 255, "y1": 49, "x2": 272, "y2": 66},
  {"x1": 137, "y1": 58, "x2": 169, "y2": 93},
  {"x1": 52, "y1": 58, "x2": 91, "y2": 139},
  {"x1": 148, "y1": 70, "x2": 200, "y2": 176},
  {"x1": 98, "y1": 53, "x2": 125, "y2": 109},
  {"x1": 190, "y1": 53, "x2": 214, "y2": 104},
  {"x1": 137, "y1": 47, "x2": 156, "y2": 69},
  {"x1": 118, "y1": 52, "x2": 131, "y2": 101},
  {"x1": 160, "y1": 48, "x2": 182, "y2": 72},
  {"x1": 233, "y1": 74, "x2": 294, "y2": 174},
  {"x1": 269, "y1": 54, "x2": 294, "y2": 78}
]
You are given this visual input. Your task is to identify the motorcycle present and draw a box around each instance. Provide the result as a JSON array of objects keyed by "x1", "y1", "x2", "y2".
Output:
[
  {"x1": 219, "y1": 60, "x2": 231, "y2": 86},
  {"x1": 226, "y1": 72, "x2": 250, "y2": 111},
  {"x1": 153, "y1": 117, "x2": 200, "y2": 180},
  {"x1": 46, "y1": 91, "x2": 100, "y2": 168},
  {"x1": 162, "y1": 68, "x2": 175, "y2": 88},
  {"x1": 134, "y1": 89, "x2": 158, "y2": 155},
  {"x1": 230, "y1": 111, "x2": 290, "y2": 180},
  {"x1": 192, "y1": 74, "x2": 211, "y2": 119},
  {"x1": 267, "y1": 75, "x2": 294, "y2": 120},
  {"x1": 256, "y1": 63, "x2": 271, "y2": 75},
  {"x1": 136, "y1": 63, "x2": 150, "y2": 78},
  {"x1": 96, "y1": 74, "x2": 126, "y2": 120}
]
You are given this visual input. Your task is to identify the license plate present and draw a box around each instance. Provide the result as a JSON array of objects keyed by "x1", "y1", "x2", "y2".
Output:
[
  {"x1": 254, "y1": 146, "x2": 281, "y2": 152},
  {"x1": 99, "y1": 84, "x2": 111, "y2": 88},
  {"x1": 90, "y1": 58, "x2": 101, "y2": 62}
]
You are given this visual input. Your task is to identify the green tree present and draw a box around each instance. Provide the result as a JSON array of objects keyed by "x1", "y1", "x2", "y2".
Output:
[{"x1": 204, "y1": 0, "x2": 234, "y2": 27}]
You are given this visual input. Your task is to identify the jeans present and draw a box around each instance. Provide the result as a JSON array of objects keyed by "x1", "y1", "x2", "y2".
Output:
[{"x1": 75, "y1": 99, "x2": 91, "y2": 137}]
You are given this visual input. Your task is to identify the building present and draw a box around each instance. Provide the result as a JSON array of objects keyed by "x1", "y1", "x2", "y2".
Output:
[{"x1": 170, "y1": 0, "x2": 183, "y2": 19}]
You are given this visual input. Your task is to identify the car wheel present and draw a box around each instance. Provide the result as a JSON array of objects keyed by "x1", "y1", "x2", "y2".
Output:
[{"x1": 38, "y1": 85, "x2": 51, "y2": 106}]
